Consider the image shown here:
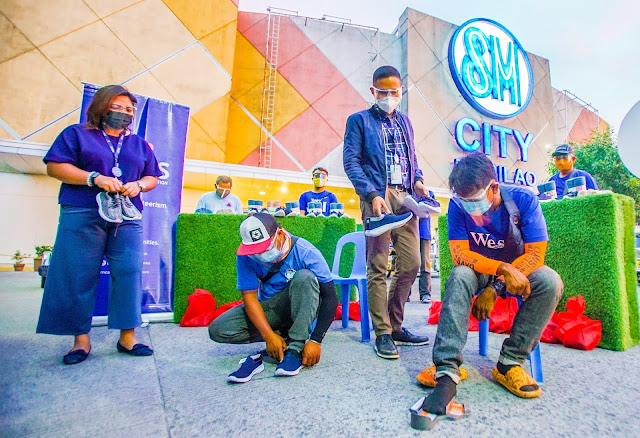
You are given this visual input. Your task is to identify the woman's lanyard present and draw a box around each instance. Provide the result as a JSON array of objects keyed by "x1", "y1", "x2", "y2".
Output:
[{"x1": 101, "y1": 131, "x2": 125, "y2": 178}]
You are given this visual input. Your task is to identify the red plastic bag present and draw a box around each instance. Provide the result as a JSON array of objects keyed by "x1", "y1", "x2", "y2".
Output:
[
  {"x1": 180, "y1": 289, "x2": 217, "y2": 327},
  {"x1": 562, "y1": 320, "x2": 602, "y2": 350},
  {"x1": 540, "y1": 312, "x2": 561, "y2": 344},
  {"x1": 427, "y1": 301, "x2": 442, "y2": 324},
  {"x1": 489, "y1": 297, "x2": 519, "y2": 334},
  {"x1": 334, "y1": 302, "x2": 362, "y2": 321},
  {"x1": 541, "y1": 295, "x2": 602, "y2": 350},
  {"x1": 210, "y1": 300, "x2": 243, "y2": 322}
]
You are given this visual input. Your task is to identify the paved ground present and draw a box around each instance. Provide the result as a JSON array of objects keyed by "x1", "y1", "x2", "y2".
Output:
[{"x1": 1, "y1": 271, "x2": 640, "y2": 437}]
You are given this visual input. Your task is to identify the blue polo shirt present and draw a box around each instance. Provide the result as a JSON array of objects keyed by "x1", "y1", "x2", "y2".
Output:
[
  {"x1": 448, "y1": 185, "x2": 548, "y2": 263},
  {"x1": 299, "y1": 190, "x2": 338, "y2": 216},
  {"x1": 236, "y1": 237, "x2": 333, "y2": 301},
  {"x1": 43, "y1": 124, "x2": 161, "y2": 211},
  {"x1": 549, "y1": 169, "x2": 598, "y2": 198}
]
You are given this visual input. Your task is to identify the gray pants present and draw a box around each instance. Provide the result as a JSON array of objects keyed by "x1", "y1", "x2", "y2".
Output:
[
  {"x1": 433, "y1": 265, "x2": 563, "y2": 383},
  {"x1": 419, "y1": 238, "x2": 432, "y2": 297},
  {"x1": 208, "y1": 269, "x2": 320, "y2": 352}
]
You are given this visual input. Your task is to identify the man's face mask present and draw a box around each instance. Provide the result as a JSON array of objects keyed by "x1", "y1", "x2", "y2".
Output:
[
  {"x1": 251, "y1": 230, "x2": 291, "y2": 264},
  {"x1": 373, "y1": 86, "x2": 402, "y2": 114},
  {"x1": 103, "y1": 110, "x2": 133, "y2": 130},
  {"x1": 216, "y1": 184, "x2": 231, "y2": 198},
  {"x1": 554, "y1": 154, "x2": 574, "y2": 172},
  {"x1": 313, "y1": 172, "x2": 326, "y2": 188},
  {"x1": 458, "y1": 182, "x2": 493, "y2": 221}
]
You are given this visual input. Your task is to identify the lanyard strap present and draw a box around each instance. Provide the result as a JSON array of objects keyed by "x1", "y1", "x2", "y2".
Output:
[{"x1": 101, "y1": 131, "x2": 125, "y2": 166}]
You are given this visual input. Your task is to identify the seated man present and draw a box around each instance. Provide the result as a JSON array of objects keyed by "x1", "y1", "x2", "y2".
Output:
[
  {"x1": 209, "y1": 213, "x2": 338, "y2": 382},
  {"x1": 420, "y1": 152, "x2": 563, "y2": 414},
  {"x1": 195, "y1": 175, "x2": 243, "y2": 214},
  {"x1": 549, "y1": 144, "x2": 598, "y2": 198},
  {"x1": 299, "y1": 167, "x2": 338, "y2": 216}
]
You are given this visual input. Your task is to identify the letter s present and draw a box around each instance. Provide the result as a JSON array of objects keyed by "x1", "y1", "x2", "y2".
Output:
[{"x1": 159, "y1": 162, "x2": 170, "y2": 180}]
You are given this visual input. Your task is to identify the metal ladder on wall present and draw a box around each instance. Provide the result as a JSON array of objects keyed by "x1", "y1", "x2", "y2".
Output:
[{"x1": 259, "y1": 9, "x2": 282, "y2": 169}]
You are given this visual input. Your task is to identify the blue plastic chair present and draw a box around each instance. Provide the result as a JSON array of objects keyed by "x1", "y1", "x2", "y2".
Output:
[
  {"x1": 331, "y1": 232, "x2": 371, "y2": 342},
  {"x1": 478, "y1": 293, "x2": 544, "y2": 385}
]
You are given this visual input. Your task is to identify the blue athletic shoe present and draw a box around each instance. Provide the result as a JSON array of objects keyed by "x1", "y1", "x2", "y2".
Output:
[
  {"x1": 274, "y1": 349, "x2": 303, "y2": 377},
  {"x1": 228, "y1": 354, "x2": 265, "y2": 383},
  {"x1": 364, "y1": 212, "x2": 413, "y2": 237}
]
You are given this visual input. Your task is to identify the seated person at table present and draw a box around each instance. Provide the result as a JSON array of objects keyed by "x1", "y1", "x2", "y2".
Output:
[
  {"x1": 195, "y1": 175, "x2": 243, "y2": 214},
  {"x1": 209, "y1": 213, "x2": 338, "y2": 382},
  {"x1": 419, "y1": 152, "x2": 563, "y2": 414},
  {"x1": 549, "y1": 144, "x2": 598, "y2": 198},
  {"x1": 299, "y1": 167, "x2": 338, "y2": 216}
]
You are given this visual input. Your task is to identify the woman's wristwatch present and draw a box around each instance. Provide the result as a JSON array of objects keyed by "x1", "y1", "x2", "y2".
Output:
[
  {"x1": 136, "y1": 180, "x2": 147, "y2": 192},
  {"x1": 87, "y1": 171, "x2": 100, "y2": 187}
]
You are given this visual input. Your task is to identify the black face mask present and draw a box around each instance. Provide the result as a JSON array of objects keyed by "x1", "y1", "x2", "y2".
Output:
[{"x1": 102, "y1": 111, "x2": 133, "y2": 130}]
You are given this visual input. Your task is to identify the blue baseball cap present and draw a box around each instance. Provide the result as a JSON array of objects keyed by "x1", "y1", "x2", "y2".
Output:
[{"x1": 552, "y1": 144, "x2": 573, "y2": 156}]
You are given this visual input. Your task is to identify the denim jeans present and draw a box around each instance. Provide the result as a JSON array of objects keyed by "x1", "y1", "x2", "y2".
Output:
[
  {"x1": 433, "y1": 265, "x2": 563, "y2": 383},
  {"x1": 36, "y1": 206, "x2": 143, "y2": 335},
  {"x1": 208, "y1": 269, "x2": 320, "y2": 353}
]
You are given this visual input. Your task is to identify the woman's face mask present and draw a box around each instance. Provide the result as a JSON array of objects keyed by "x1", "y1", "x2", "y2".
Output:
[{"x1": 103, "y1": 110, "x2": 133, "y2": 130}]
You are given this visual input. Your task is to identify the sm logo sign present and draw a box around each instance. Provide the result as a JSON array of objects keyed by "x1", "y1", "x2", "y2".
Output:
[{"x1": 448, "y1": 18, "x2": 533, "y2": 119}]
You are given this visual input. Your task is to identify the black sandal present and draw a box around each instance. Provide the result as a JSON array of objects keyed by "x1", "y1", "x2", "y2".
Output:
[
  {"x1": 116, "y1": 342, "x2": 153, "y2": 356},
  {"x1": 63, "y1": 348, "x2": 90, "y2": 365}
]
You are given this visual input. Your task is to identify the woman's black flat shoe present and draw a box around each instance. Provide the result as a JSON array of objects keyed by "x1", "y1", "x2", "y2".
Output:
[
  {"x1": 116, "y1": 342, "x2": 153, "y2": 356},
  {"x1": 63, "y1": 348, "x2": 90, "y2": 365}
]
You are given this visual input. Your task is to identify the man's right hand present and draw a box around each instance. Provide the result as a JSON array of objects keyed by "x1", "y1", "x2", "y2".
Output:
[
  {"x1": 497, "y1": 262, "x2": 531, "y2": 300},
  {"x1": 264, "y1": 332, "x2": 287, "y2": 362},
  {"x1": 372, "y1": 196, "x2": 392, "y2": 217}
]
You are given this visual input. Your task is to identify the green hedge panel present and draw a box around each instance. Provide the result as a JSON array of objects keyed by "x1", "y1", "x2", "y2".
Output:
[
  {"x1": 174, "y1": 215, "x2": 356, "y2": 323},
  {"x1": 437, "y1": 193, "x2": 638, "y2": 351}
]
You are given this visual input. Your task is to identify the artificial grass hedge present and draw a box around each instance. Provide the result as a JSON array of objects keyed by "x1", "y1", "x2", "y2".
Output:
[
  {"x1": 173, "y1": 214, "x2": 356, "y2": 323},
  {"x1": 437, "y1": 193, "x2": 639, "y2": 351}
]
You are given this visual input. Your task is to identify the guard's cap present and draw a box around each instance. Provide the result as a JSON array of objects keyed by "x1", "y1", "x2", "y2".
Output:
[
  {"x1": 552, "y1": 144, "x2": 573, "y2": 156},
  {"x1": 237, "y1": 213, "x2": 279, "y2": 256}
]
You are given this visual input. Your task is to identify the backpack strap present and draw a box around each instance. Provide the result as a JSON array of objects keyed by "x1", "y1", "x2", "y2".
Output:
[
  {"x1": 258, "y1": 236, "x2": 299, "y2": 284},
  {"x1": 499, "y1": 186, "x2": 524, "y2": 256}
]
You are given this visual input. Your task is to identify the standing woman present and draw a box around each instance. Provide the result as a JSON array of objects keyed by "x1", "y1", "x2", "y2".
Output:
[{"x1": 37, "y1": 85, "x2": 162, "y2": 364}]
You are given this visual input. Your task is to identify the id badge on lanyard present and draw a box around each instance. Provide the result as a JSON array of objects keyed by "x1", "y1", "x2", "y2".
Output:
[{"x1": 391, "y1": 152, "x2": 402, "y2": 185}]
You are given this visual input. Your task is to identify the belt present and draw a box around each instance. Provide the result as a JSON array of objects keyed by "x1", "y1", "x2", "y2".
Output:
[{"x1": 388, "y1": 185, "x2": 407, "y2": 192}]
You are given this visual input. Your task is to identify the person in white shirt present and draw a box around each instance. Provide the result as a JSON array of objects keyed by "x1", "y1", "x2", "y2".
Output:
[{"x1": 195, "y1": 175, "x2": 243, "y2": 214}]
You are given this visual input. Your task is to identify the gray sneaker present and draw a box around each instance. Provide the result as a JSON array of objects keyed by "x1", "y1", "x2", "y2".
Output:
[
  {"x1": 96, "y1": 192, "x2": 123, "y2": 223},
  {"x1": 121, "y1": 195, "x2": 142, "y2": 220},
  {"x1": 374, "y1": 334, "x2": 399, "y2": 359}
]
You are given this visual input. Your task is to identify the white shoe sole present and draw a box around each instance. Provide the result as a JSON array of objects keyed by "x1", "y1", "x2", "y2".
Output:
[
  {"x1": 364, "y1": 213, "x2": 413, "y2": 237},
  {"x1": 394, "y1": 339, "x2": 430, "y2": 346},
  {"x1": 274, "y1": 365, "x2": 302, "y2": 376},
  {"x1": 227, "y1": 363, "x2": 264, "y2": 383},
  {"x1": 373, "y1": 345, "x2": 400, "y2": 359},
  {"x1": 403, "y1": 196, "x2": 429, "y2": 219},
  {"x1": 418, "y1": 202, "x2": 441, "y2": 215}
]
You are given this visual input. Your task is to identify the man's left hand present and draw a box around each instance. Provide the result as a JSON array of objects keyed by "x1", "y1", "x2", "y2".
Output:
[
  {"x1": 472, "y1": 286, "x2": 497, "y2": 321},
  {"x1": 302, "y1": 341, "x2": 322, "y2": 367},
  {"x1": 414, "y1": 180, "x2": 427, "y2": 197}
]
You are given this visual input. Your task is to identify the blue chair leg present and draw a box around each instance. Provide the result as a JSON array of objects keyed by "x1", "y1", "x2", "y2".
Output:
[
  {"x1": 357, "y1": 279, "x2": 371, "y2": 342},
  {"x1": 340, "y1": 283, "x2": 350, "y2": 329},
  {"x1": 529, "y1": 343, "x2": 544, "y2": 385},
  {"x1": 479, "y1": 318, "x2": 489, "y2": 356}
]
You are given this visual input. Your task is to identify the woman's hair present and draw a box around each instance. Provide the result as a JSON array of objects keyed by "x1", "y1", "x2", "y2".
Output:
[
  {"x1": 85, "y1": 85, "x2": 137, "y2": 130},
  {"x1": 448, "y1": 152, "x2": 496, "y2": 197}
]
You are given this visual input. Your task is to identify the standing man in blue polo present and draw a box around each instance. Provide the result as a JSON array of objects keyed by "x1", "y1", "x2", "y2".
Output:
[
  {"x1": 549, "y1": 144, "x2": 598, "y2": 198},
  {"x1": 343, "y1": 65, "x2": 429, "y2": 359},
  {"x1": 299, "y1": 167, "x2": 338, "y2": 216}
]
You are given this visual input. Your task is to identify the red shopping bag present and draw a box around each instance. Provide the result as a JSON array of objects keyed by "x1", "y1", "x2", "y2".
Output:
[
  {"x1": 541, "y1": 295, "x2": 602, "y2": 350},
  {"x1": 334, "y1": 302, "x2": 362, "y2": 321},
  {"x1": 210, "y1": 300, "x2": 243, "y2": 322},
  {"x1": 427, "y1": 301, "x2": 442, "y2": 324},
  {"x1": 489, "y1": 296, "x2": 519, "y2": 334},
  {"x1": 179, "y1": 289, "x2": 217, "y2": 327},
  {"x1": 540, "y1": 312, "x2": 561, "y2": 344}
]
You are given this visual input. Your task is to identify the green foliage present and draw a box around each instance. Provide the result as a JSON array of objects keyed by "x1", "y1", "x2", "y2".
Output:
[
  {"x1": 438, "y1": 193, "x2": 638, "y2": 351},
  {"x1": 12, "y1": 250, "x2": 26, "y2": 264},
  {"x1": 34, "y1": 245, "x2": 53, "y2": 257},
  {"x1": 548, "y1": 130, "x2": 640, "y2": 221},
  {"x1": 173, "y1": 214, "x2": 357, "y2": 322}
]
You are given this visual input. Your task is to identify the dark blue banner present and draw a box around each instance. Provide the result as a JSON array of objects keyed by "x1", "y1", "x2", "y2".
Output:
[{"x1": 81, "y1": 83, "x2": 189, "y2": 315}]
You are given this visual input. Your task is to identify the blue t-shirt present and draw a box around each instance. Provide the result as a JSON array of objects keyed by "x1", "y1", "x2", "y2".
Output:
[
  {"x1": 448, "y1": 185, "x2": 548, "y2": 263},
  {"x1": 299, "y1": 190, "x2": 338, "y2": 216},
  {"x1": 236, "y1": 237, "x2": 333, "y2": 301},
  {"x1": 43, "y1": 124, "x2": 162, "y2": 211},
  {"x1": 549, "y1": 169, "x2": 598, "y2": 198}
]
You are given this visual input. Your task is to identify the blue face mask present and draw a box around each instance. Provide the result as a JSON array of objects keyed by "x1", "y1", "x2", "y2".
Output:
[
  {"x1": 250, "y1": 231, "x2": 291, "y2": 264},
  {"x1": 458, "y1": 183, "x2": 493, "y2": 216}
]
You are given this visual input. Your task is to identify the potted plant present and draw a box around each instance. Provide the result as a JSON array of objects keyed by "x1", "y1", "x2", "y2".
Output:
[
  {"x1": 12, "y1": 250, "x2": 27, "y2": 272},
  {"x1": 34, "y1": 245, "x2": 53, "y2": 271}
]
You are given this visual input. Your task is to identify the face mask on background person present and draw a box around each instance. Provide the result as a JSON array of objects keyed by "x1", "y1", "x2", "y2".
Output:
[
  {"x1": 376, "y1": 95, "x2": 402, "y2": 114},
  {"x1": 103, "y1": 111, "x2": 133, "y2": 130},
  {"x1": 554, "y1": 155, "x2": 573, "y2": 172},
  {"x1": 216, "y1": 184, "x2": 231, "y2": 198}
]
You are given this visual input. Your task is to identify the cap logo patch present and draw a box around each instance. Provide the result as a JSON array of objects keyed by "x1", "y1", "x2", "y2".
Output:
[{"x1": 250, "y1": 228, "x2": 264, "y2": 242}]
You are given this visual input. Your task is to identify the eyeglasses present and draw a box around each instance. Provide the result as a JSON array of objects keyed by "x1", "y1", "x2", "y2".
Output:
[
  {"x1": 110, "y1": 103, "x2": 136, "y2": 114},
  {"x1": 312, "y1": 173, "x2": 326, "y2": 178},
  {"x1": 553, "y1": 154, "x2": 570, "y2": 161},
  {"x1": 458, "y1": 182, "x2": 492, "y2": 202},
  {"x1": 372, "y1": 86, "x2": 402, "y2": 97}
]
